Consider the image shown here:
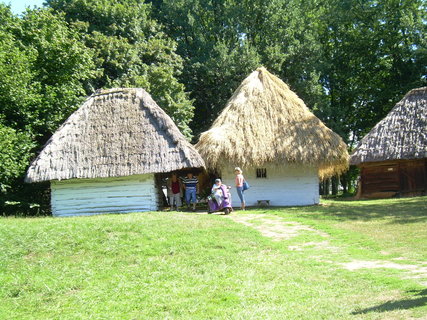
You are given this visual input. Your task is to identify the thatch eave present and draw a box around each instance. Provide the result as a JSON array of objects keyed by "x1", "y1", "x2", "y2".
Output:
[{"x1": 25, "y1": 88, "x2": 205, "y2": 183}]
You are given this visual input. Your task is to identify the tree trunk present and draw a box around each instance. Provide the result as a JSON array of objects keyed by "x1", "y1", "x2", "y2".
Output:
[
  {"x1": 340, "y1": 174, "x2": 348, "y2": 193},
  {"x1": 331, "y1": 175, "x2": 339, "y2": 195},
  {"x1": 324, "y1": 178, "x2": 330, "y2": 195}
]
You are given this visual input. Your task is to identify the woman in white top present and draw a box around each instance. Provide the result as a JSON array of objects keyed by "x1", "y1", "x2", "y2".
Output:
[{"x1": 211, "y1": 178, "x2": 224, "y2": 205}]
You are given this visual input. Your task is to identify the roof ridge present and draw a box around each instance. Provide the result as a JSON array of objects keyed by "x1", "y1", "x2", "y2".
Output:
[{"x1": 406, "y1": 86, "x2": 427, "y2": 97}]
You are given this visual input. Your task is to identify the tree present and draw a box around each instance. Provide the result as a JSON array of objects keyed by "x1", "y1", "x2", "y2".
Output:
[
  {"x1": 0, "y1": 5, "x2": 96, "y2": 214},
  {"x1": 147, "y1": 0, "x2": 262, "y2": 136},
  {"x1": 0, "y1": 124, "x2": 34, "y2": 193},
  {"x1": 316, "y1": 0, "x2": 426, "y2": 145},
  {"x1": 313, "y1": 0, "x2": 426, "y2": 194},
  {"x1": 0, "y1": 6, "x2": 96, "y2": 142},
  {"x1": 148, "y1": 0, "x2": 327, "y2": 136},
  {"x1": 46, "y1": 0, "x2": 195, "y2": 138},
  {"x1": 150, "y1": 0, "x2": 426, "y2": 138}
]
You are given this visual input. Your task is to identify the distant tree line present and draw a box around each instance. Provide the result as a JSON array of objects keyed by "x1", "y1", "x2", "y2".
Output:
[{"x1": 0, "y1": 0, "x2": 425, "y2": 214}]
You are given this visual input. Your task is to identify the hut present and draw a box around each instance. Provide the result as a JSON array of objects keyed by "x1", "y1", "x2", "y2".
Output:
[
  {"x1": 350, "y1": 87, "x2": 427, "y2": 198},
  {"x1": 195, "y1": 67, "x2": 348, "y2": 206},
  {"x1": 25, "y1": 88, "x2": 205, "y2": 216}
]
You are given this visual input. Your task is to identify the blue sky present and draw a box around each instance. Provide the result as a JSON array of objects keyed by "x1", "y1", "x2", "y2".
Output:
[{"x1": 1, "y1": 0, "x2": 45, "y2": 14}]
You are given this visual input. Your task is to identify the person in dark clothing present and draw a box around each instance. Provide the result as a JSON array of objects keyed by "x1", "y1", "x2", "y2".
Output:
[
  {"x1": 181, "y1": 173, "x2": 198, "y2": 211},
  {"x1": 167, "y1": 173, "x2": 182, "y2": 211}
]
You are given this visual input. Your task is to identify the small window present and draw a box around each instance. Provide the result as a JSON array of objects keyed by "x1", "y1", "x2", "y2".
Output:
[{"x1": 256, "y1": 168, "x2": 267, "y2": 178}]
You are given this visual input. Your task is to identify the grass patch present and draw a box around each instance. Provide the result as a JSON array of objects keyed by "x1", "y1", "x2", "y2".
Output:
[
  {"x1": 269, "y1": 196, "x2": 427, "y2": 261},
  {"x1": 0, "y1": 197, "x2": 426, "y2": 319}
]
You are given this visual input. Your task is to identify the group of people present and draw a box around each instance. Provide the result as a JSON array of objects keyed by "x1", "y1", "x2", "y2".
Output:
[
  {"x1": 167, "y1": 172, "x2": 199, "y2": 212},
  {"x1": 166, "y1": 167, "x2": 247, "y2": 212},
  {"x1": 211, "y1": 167, "x2": 246, "y2": 210}
]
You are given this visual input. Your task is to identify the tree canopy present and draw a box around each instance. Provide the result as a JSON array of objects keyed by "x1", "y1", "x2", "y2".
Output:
[
  {"x1": 148, "y1": 0, "x2": 426, "y2": 141},
  {"x1": 47, "y1": 0, "x2": 195, "y2": 138}
]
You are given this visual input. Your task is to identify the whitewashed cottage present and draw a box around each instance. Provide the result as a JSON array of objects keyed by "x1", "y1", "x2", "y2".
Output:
[
  {"x1": 195, "y1": 67, "x2": 348, "y2": 206},
  {"x1": 25, "y1": 88, "x2": 205, "y2": 216}
]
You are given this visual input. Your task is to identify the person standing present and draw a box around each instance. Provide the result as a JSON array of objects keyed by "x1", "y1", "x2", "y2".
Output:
[
  {"x1": 167, "y1": 173, "x2": 182, "y2": 211},
  {"x1": 181, "y1": 172, "x2": 198, "y2": 211},
  {"x1": 234, "y1": 167, "x2": 246, "y2": 210}
]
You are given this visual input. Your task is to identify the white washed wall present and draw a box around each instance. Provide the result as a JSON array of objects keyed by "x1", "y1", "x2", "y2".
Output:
[
  {"x1": 51, "y1": 174, "x2": 158, "y2": 217},
  {"x1": 220, "y1": 165, "x2": 319, "y2": 207}
]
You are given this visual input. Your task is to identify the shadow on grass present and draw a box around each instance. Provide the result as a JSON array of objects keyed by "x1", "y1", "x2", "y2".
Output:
[
  {"x1": 282, "y1": 196, "x2": 427, "y2": 223},
  {"x1": 352, "y1": 288, "x2": 427, "y2": 315}
]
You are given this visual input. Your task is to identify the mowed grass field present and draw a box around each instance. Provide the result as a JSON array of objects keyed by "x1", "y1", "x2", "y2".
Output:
[{"x1": 1, "y1": 196, "x2": 426, "y2": 319}]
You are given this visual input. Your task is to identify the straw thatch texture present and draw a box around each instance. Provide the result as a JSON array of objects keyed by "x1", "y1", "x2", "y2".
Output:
[
  {"x1": 195, "y1": 67, "x2": 349, "y2": 178},
  {"x1": 26, "y1": 88, "x2": 205, "y2": 183},
  {"x1": 350, "y1": 87, "x2": 427, "y2": 165}
]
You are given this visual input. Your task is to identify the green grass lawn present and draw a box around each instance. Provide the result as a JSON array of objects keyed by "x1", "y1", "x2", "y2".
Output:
[{"x1": 0, "y1": 196, "x2": 426, "y2": 319}]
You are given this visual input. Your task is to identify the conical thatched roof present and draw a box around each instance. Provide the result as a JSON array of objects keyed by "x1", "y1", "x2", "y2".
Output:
[
  {"x1": 195, "y1": 67, "x2": 349, "y2": 178},
  {"x1": 350, "y1": 87, "x2": 427, "y2": 165},
  {"x1": 26, "y1": 88, "x2": 205, "y2": 183}
]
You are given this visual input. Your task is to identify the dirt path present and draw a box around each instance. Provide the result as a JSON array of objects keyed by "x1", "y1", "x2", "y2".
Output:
[
  {"x1": 227, "y1": 213, "x2": 329, "y2": 240},
  {"x1": 226, "y1": 214, "x2": 335, "y2": 255},
  {"x1": 340, "y1": 260, "x2": 427, "y2": 286},
  {"x1": 227, "y1": 213, "x2": 427, "y2": 286}
]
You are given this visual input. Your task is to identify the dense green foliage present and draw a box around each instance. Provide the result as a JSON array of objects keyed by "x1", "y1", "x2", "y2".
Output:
[
  {"x1": 0, "y1": 8, "x2": 93, "y2": 141},
  {"x1": 316, "y1": 0, "x2": 427, "y2": 143},
  {"x1": 0, "y1": 125, "x2": 34, "y2": 192},
  {"x1": 149, "y1": 0, "x2": 426, "y2": 139},
  {"x1": 0, "y1": 0, "x2": 426, "y2": 215},
  {"x1": 1, "y1": 198, "x2": 426, "y2": 318},
  {"x1": 0, "y1": 5, "x2": 96, "y2": 213},
  {"x1": 46, "y1": 0, "x2": 195, "y2": 138}
]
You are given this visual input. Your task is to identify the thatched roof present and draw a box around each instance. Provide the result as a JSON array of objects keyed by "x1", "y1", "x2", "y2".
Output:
[
  {"x1": 195, "y1": 67, "x2": 349, "y2": 178},
  {"x1": 350, "y1": 87, "x2": 427, "y2": 165},
  {"x1": 25, "y1": 88, "x2": 205, "y2": 183}
]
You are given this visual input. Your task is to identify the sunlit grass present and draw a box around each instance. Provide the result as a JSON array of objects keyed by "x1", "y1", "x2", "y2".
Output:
[
  {"x1": 0, "y1": 196, "x2": 426, "y2": 319},
  {"x1": 269, "y1": 196, "x2": 427, "y2": 261}
]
